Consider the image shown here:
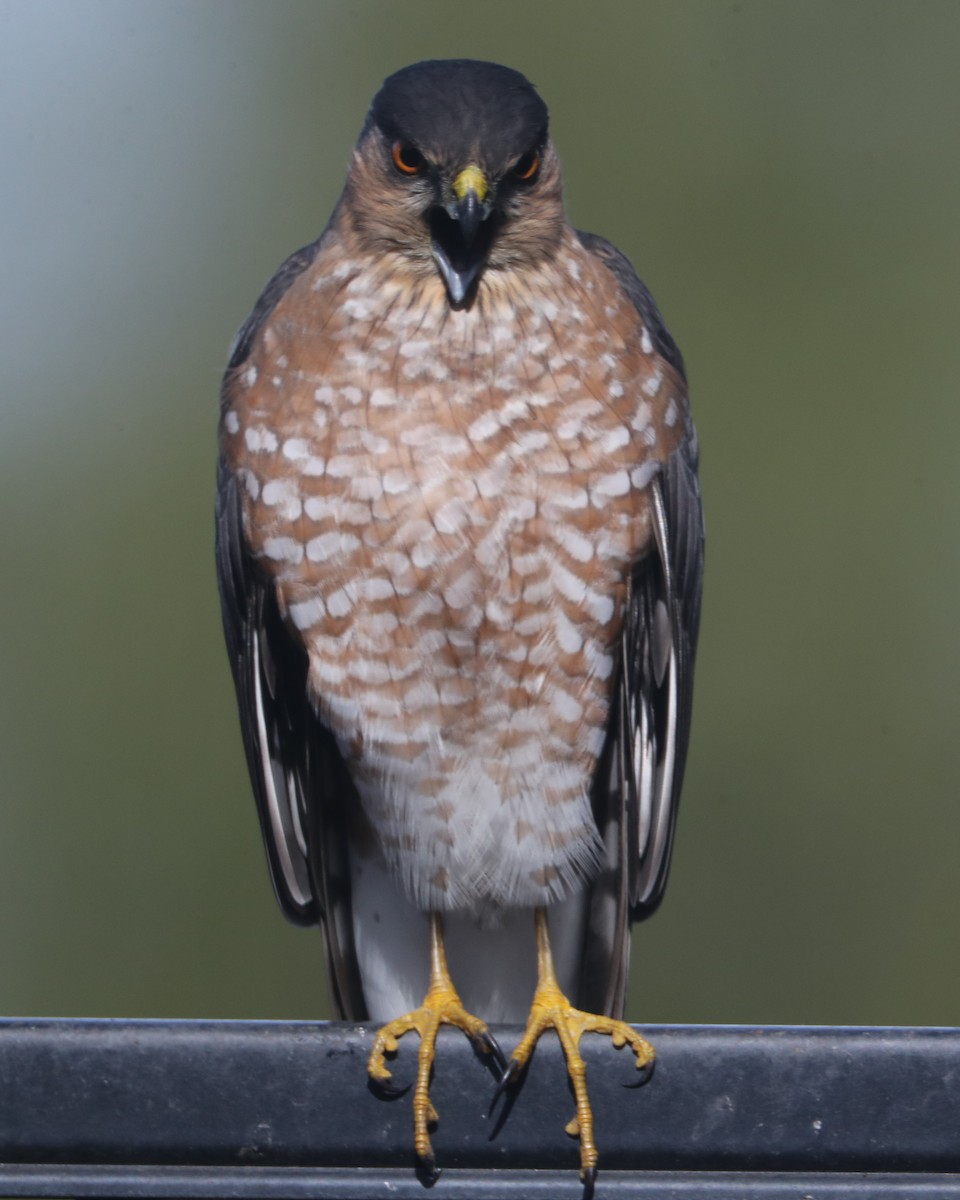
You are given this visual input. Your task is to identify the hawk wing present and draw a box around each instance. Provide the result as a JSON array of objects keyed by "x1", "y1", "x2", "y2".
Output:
[
  {"x1": 577, "y1": 232, "x2": 704, "y2": 1017},
  {"x1": 215, "y1": 238, "x2": 368, "y2": 1018}
]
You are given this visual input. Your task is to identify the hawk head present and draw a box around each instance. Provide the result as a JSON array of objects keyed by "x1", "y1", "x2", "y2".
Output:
[{"x1": 342, "y1": 59, "x2": 565, "y2": 307}]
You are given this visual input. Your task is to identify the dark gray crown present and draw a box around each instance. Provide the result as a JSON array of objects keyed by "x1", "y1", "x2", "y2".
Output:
[{"x1": 366, "y1": 59, "x2": 549, "y2": 173}]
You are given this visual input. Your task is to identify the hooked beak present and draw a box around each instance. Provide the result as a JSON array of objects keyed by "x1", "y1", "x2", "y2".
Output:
[
  {"x1": 431, "y1": 165, "x2": 494, "y2": 307},
  {"x1": 454, "y1": 188, "x2": 484, "y2": 246}
]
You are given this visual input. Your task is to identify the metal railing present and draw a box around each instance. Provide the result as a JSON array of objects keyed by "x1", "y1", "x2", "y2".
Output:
[{"x1": 1, "y1": 1020, "x2": 958, "y2": 1196}]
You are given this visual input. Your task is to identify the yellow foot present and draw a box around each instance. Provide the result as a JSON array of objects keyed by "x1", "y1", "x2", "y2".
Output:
[
  {"x1": 367, "y1": 913, "x2": 502, "y2": 1183},
  {"x1": 499, "y1": 909, "x2": 656, "y2": 1199}
]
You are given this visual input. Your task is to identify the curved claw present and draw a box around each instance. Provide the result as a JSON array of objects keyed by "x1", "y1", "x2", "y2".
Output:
[
  {"x1": 490, "y1": 1056, "x2": 523, "y2": 1109},
  {"x1": 622, "y1": 1057, "x2": 656, "y2": 1089},
  {"x1": 416, "y1": 1154, "x2": 441, "y2": 1188},
  {"x1": 581, "y1": 1165, "x2": 597, "y2": 1200},
  {"x1": 369, "y1": 1073, "x2": 411, "y2": 1099},
  {"x1": 478, "y1": 1029, "x2": 507, "y2": 1072}
]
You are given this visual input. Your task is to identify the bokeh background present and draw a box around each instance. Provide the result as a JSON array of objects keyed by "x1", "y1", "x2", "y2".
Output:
[{"x1": 1, "y1": 0, "x2": 958, "y2": 1028}]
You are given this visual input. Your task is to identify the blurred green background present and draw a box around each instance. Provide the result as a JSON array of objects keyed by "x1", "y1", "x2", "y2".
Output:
[{"x1": 1, "y1": 0, "x2": 958, "y2": 1029}]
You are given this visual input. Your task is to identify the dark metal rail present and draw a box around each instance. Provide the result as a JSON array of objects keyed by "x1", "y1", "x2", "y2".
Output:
[{"x1": 1, "y1": 1020, "x2": 958, "y2": 1196}]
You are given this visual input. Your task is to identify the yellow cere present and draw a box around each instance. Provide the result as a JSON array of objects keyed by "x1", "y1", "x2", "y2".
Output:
[{"x1": 452, "y1": 165, "x2": 488, "y2": 203}]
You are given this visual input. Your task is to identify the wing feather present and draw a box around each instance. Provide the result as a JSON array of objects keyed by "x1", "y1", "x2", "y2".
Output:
[
  {"x1": 578, "y1": 231, "x2": 704, "y2": 1016},
  {"x1": 215, "y1": 461, "x2": 317, "y2": 921},
  {"x1": 215, "y1": 237, "x2": 368, "y2": 1017}
]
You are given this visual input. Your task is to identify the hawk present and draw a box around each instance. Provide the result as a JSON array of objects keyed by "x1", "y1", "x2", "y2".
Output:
[{"x1": 216, "y1": 59, "x2": 703, "y2": 1194}]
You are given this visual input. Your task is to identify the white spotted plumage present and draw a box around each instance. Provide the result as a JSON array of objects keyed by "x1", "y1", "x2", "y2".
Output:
[
  {"x1": 216, "y1": 62, "x2": 702, "y2": 1047},
  {"x1": 221, "y1": 226, "x2": 683, "y2": 917}
]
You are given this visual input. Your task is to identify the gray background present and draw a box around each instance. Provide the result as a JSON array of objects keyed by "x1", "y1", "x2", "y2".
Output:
[{"x1": 1, "y1": 0, "x2": 958, "y2": 1026}]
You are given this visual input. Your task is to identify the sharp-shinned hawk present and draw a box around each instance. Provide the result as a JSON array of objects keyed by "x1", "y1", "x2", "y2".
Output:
[{"x1": 216, "y1": 58, "x2": 703, "y2": 1194}]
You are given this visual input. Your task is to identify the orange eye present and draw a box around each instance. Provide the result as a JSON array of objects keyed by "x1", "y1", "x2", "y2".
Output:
[
  {"x1": 513, "y1": 150, "x2": 540, "y2": 181},
  {"x1": 392, "y1": 141, "x2": 425, "y2": 175}
]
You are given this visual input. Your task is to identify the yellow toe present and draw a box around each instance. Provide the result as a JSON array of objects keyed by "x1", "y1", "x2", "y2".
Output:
[
  {"x1": 367, "y1": 912, "x2": 498, "y2": 1173},
  {"x1": 506, "y1": 908, "x2": 656, "y2": 1182}
]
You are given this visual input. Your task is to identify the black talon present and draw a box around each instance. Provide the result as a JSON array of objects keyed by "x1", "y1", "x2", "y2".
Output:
[
  {"x1": 491, "y1": 1057, "x2": 523, "y2": 1108},
  {"x1": 622, "y1": 1057, "x2": 656, "y2": 1089},
  {"x1": 581, "y1": 1165, "x2": 597, "y2": 1200},
  {"x1": 480, "y1": 1030, "x2": 507, "y2": 1072},
  {"x1": 369, "y1": 1075, "x2": 410, "y2": 1099},
  {"x1": 416, "y1": 1155, "x2": 441, "y2": 1188}
]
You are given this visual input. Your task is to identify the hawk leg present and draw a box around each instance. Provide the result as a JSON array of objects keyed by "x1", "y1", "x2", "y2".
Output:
[
  {"x1": 501, "y1": 907, "x2": 655, "y2": 1197},
  {"x1": 367, "y1": 911, "x2": 503, "y2": 1183}
]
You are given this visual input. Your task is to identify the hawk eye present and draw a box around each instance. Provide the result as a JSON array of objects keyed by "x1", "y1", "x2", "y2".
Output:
[
  {"x1": 512, "y1": 150, "x2": 540, "y2": 181},
  {"x1": 392, "y1": 141, "x2": 425, "y2": 176}
]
